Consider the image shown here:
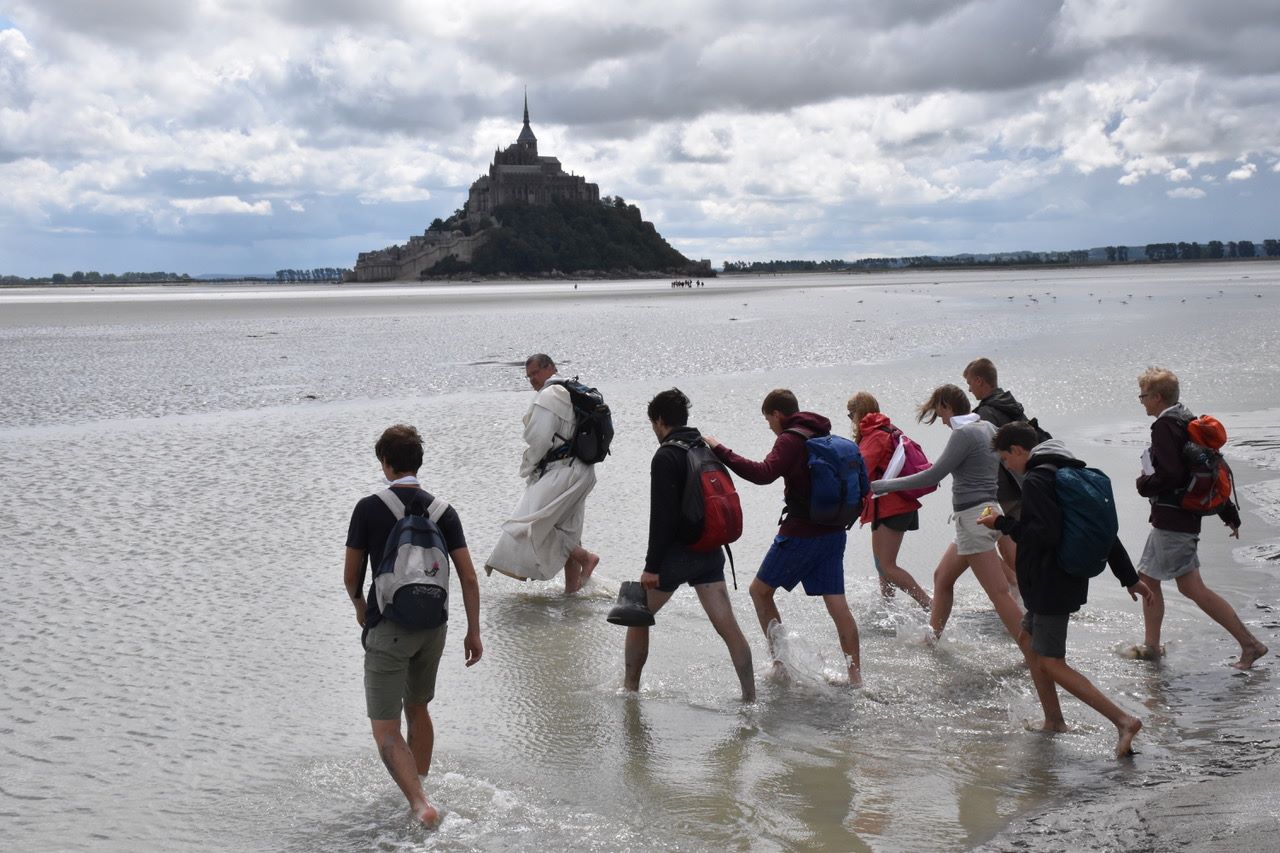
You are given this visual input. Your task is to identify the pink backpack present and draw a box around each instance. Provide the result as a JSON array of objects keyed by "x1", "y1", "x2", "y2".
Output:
[{"x1": 883, "y1": 426, "x2": 937, "y2": 501}]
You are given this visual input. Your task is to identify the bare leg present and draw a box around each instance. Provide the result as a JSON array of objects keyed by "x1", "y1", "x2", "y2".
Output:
[
  {"x1": 622, "y1": 588, "x2": 673, "y2": 691},
  {"x1": 371, "y1": 717, "x2": 439, "y2": 826},
  {"x1": 563, "y1": 546, "x2": 600, "y2": 594},
  {"x1": 1040, "y1": 656, "x2": 1143, "y2": 757},
  {"x1": 967, "y1": 550, "x2": 1025, "y2": 640},
  {"x1": 823, "y1": 593, "x2": 862, "y2": 686},
  {"x1": 997, "y1": 534, "x2": 1019, "y2": 596},
  {"x1": 695, "y1": 582, "x2": 756, "y2": 701},
  {"x1": 1139, "y1": 573, "x2": 1164, "y2": 658},
  {"x1": 929, "y1": 544, "x2": 968, "y2": 638},
  {"x1": 1174, "y1": 569, "x2": 1269, "y2": 669},
  {"x1": 1018, "y1": 633, "x2": 1066, "y2": 731},
  {"x1": 404, "y1": 703, "x2": 434, "y2": 776},
  {"x1": 749, "y1": 578, "x2": 785, "y2": 671},
  {"x1": 872, "y1": 526, "x2": 931, "y2": 609}
]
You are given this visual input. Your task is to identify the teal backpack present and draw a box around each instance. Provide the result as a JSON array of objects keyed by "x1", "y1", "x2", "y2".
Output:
[{"x1": 1052, "y1": 466, "x2": 1119, "y2": 578}]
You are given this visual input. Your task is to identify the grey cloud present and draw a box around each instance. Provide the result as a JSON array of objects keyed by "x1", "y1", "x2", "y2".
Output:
[
  {"x1": 11, "y1": 0, "x2": 196, "y2": 46},
  {"x1": 459, "y1": 16, "x2": 669, "y2": 77}
]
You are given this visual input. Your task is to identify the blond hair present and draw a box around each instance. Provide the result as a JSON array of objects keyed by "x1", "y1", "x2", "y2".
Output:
[
  {"x1": 1138, "y1": 367, "x2": 1179, "y2": 404},
  {"x1": 846, "y1": 391, "x2": 880, "y2": 441}
]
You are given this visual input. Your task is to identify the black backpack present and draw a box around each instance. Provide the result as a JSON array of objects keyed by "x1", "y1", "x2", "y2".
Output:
[{"x1": 540, "y1": 377, "x2": 613, "y2": 467}]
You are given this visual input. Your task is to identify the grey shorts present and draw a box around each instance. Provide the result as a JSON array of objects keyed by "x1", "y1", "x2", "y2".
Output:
[
  {"x1": 953, "y1": 504, "x2": 1002, "y2": 556},
  {"x1": 1138, "y1": 529, "x2": 1201, "y2": 581},
  {"x1": 1021, "y1": 611, "x2": 1069, "y2": 659},
  {"x1": 363, "y1": 618, "x2": 448, "y2": 720}
]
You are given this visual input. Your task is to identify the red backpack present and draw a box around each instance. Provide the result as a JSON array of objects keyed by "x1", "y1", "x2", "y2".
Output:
[
  {"x1": 1179, "y1": 415, "x2": 1236, "y2": 515},
  {"x1": 662, "y1": 438, "x2": 743, "y2": 585}
]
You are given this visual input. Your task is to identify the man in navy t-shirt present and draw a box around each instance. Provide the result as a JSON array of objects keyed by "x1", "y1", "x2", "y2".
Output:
[{"x1": 343, "y1": 424, "x2": 483, "y2": 826}]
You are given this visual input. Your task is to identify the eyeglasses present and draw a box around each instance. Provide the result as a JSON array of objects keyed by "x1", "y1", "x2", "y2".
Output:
[
  {"x1": 1137, "y1": 393, "x2": 1153, "y2": 400},
  {"x1": 847, "y1": 412, "x2": 857, "y2": 419}
]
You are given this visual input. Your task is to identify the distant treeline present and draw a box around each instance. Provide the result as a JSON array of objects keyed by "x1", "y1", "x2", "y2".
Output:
[
  {"x1": 275, "y1": 268, "x2": 351, "y2": 282},
  {"x1": 427, "y1": 197, "x2": 691, "y2": 276},
  {"x1": 1, "y1": 271, "x2": 192, "y2": 285},
  {"x1": 725, "y1": 237, "x2": 1280, "y2": 273}
]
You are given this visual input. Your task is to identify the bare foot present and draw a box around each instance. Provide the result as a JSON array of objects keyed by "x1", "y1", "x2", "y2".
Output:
[
  {"x1": 879, "y1": 580, "x2": 894, "y2": 599},
  {"x1": 1115, "y1": 715, "x2": 1142, "y2": 758},
  {"x1": 914, "y1": 593, "x2": 933, "y2": 611},
  {"x1": 581, "y1": 552, "x2": 600, "y2": 582},
  {"x1": 1232, "y1": 641, "x2": 1269, "y2": 670},
  {"x1": 769, "y1": 659, "x2": 790, "y2": 682},
  {"x1": 413, "y1": 801, "x2": 441, "y2": 828},
  {"x1": 1040, "y1": 719, "x2": 1070, "y2": 733},
  {"x1": 847, "y1": 665, "x2": 863, "y2": 689},
  {"x1": 1129, "y1": 643, "x2": 1164, "y2": 661}
]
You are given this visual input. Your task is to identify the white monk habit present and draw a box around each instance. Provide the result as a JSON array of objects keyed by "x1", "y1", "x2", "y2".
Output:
[{"x1": 485, "y1": 378, "x2": 597, "y2": 580}]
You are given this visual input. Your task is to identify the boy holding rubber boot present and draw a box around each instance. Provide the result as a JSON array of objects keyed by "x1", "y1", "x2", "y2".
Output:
[{"x1": 978, "y1": 422, "x2": 1152, "y2": 758}]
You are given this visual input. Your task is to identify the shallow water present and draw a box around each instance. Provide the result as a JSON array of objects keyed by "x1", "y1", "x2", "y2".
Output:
[{"x1": 1, "y1": 264, "x2": 1278, "y2": 851}]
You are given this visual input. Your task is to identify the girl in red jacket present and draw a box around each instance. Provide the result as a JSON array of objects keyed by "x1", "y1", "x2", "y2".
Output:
[{"x1": 848, "y1": 392, "x2": 932, "y2": 609}]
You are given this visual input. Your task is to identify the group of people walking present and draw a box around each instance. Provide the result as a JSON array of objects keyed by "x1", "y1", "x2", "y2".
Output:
[{"x1": 341, "y1": 353, "x2": 1267, "y2": 825}]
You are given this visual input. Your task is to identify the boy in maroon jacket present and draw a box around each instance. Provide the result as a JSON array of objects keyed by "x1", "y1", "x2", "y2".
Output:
[
  {"x1": 706, "y1": 389, "x2": 863, "y2": 686},
  {"x1": 1134, "y1": 368, "x2": 1267, "y2": 668}
]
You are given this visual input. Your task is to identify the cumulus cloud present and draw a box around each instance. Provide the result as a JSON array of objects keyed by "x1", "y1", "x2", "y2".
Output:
[
  {"x1": 1, "y1": 0, "x2": 1279, "y2": 275},
  {"x1": 1227, "y1": 162, "x2": 1257, "y2": 180}
]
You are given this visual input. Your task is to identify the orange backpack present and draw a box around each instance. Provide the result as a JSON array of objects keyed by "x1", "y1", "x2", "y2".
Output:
[{"x1": 1179, "y1": 415, "x2": 1235, "y2": 515}]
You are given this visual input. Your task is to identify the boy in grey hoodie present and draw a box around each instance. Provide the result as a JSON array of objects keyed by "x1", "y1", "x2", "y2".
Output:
[{"x1": 979, "y1": 423, "x2": 1152, "y2": 758}]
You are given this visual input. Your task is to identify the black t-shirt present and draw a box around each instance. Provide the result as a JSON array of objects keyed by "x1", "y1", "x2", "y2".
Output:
[{"x1": 346, "y1": 486, "x2": 467, "y2": 628}]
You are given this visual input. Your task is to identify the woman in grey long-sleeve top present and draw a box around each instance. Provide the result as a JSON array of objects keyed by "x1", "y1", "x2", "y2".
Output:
[{"x1": 872, "y1": 385, "x2": 1026, "y2": 642}]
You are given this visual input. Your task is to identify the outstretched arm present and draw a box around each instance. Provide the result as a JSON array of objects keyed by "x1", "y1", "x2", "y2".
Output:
[
  {"x1": 873, "y1": 429, "x2": 963, "y2": 494},
  {"x1": 711, "y1": 432, "x2": 805, "y2": 485}
]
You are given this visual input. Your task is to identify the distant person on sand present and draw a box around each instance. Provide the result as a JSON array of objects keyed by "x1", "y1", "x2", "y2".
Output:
[
  {"x1": 978, "y1": 422, "x2": 1151, "y2": 757},
  {"x1": 705, "y1": 389, "x2": 864, "y2": 686},
  {"x1": 964, "y1": 357, "x2": 1044, "y2": 592},
  {"x1": 847, "y1": 391, "x2": 932, "y2": 609},
  {"x1": 1132, "y1": 367, "x2": 1268, "y2": 668},
  {"x1": 485, "y1": 353, "x2": 601, "y2": 593},
  {"x1": 343, "y1": 424, "x2": 483, "y2": 826},
  {"x1": 622, "y1": 388, "x2": 755, "y2": 700},
  {"x1": 871, "y1": 385, "x2": 1024, "y2": 641}
]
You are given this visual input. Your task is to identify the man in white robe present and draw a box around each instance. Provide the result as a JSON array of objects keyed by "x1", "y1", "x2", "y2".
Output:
[{"x1": 485, "y1": 353, "x2": 600, "y2": 593}]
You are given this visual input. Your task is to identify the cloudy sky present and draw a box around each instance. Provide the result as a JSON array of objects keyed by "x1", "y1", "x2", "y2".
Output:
[{"x1": 2, "y1": 0, "x2": 1278, "y2": 276}]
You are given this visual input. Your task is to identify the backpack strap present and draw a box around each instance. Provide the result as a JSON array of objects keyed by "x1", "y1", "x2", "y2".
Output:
[
  {"x1": 376, "y1": 489, "x2": 406, "y2": 520},
  {"x1": 426, "y1": 496, "x2": 449, "y2": 523}
]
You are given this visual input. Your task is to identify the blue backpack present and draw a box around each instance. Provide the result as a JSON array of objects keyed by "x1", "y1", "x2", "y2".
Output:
[
  {"x1": 786, "y1": 429, "x2": 869, "y2": 529},
  {"x1": 1052, "y1": 466, "x2": 1119, "y2": 578}
]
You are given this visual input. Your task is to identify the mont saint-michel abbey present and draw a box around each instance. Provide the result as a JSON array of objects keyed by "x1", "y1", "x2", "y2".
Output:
[
  {"x1": 467, "y1": 97, "x2": 599, "y2": 214},
  {"x1": 353, "y1": 98, "x2": 600, "y2": 281}
]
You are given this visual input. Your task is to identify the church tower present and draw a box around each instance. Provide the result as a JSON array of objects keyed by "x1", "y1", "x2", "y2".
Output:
[{"x1": 516, "y1": 90, "x2": 538, "y2": 158}]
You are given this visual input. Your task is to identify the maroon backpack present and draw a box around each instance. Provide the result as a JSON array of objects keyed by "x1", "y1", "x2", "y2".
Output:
[{"x1": 662, "y1": 438, "x2": 743, "y2": 586}]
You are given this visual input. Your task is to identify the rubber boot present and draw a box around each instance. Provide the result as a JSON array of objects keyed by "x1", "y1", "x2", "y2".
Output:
[{"x1": 607, "y1": 580, "x2": 655, "y2": 627}]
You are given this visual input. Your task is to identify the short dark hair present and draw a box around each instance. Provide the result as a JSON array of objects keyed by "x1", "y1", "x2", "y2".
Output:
[
  {"x1": 992, "y1": 421, "x2": 1040, "y2": 452},
  {"x1": 525, "y1": 353, "x2": 555, "y2": 371},
  {"x1": 963, "y1": 358, "x2": 998, "y2": 387},
  {"x1": 761, "y1": 388, "x2": 799, "y2": 416},
  {"x1": 647, "y1": 388, "x2": 690, "y2": 426},
  {"x1": 917, "y1": 384, "x2": 971, "y2": 424},
  {"x1": 375, "y1": 424, "x2": 424, "y2": 473}
]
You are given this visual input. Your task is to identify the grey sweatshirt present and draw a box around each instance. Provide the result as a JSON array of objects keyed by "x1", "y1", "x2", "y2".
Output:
[{"x1": 871, "y1": 419, "x2": 998, "y2": 510}]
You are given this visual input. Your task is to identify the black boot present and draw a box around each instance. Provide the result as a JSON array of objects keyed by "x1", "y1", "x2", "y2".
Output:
[{"x1": 607, "y1": 580, "x2": 655, "y2": 627}]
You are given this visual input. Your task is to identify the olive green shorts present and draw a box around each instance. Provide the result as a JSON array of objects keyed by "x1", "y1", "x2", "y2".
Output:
[{"x1": 363, "y1": 618, "x2": 448, "y2": 720}]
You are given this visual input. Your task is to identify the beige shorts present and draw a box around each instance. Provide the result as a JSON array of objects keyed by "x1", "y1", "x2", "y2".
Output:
[{"x1": 953, "y1": 503, "x2": 1002, "y2": 556}]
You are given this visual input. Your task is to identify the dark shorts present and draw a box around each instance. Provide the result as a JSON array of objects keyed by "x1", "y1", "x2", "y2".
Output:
[
  {"x1": 872, "y1": 509, "x2": 920, "y2": 532},
  {"x1": 1021, "y1": 611, "x2": 1069, "y2": 659},
  {"x1": 756, "y1": 530, "x2": 847, "y2": 596},
  {"x1": 656, "y1": 546, "x2": 726, "y2": 593}
]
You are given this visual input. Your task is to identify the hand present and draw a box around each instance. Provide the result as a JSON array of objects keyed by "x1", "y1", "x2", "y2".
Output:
[
  {"x1": 640, "y1": 571, "x2": 660, "y2": 590},
  {"x1": 703, "y1": 435, "x2": 721, "y2": 449},
  {"x1": 464, "y1": 629, "x2": 483, "y2": 667},
  {"x1": 1127, "y1": 579, "x2": 1154, "y2": 606},
  {"x1": 352, "y1": 597, "x2": 366, "y2": 627},
  {"x1": 976, "y1": 512, "x2": 999, "y2": 529},
  {"x1": 1228, "y1": 524, "x2": 1240, "y2": 540}
]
